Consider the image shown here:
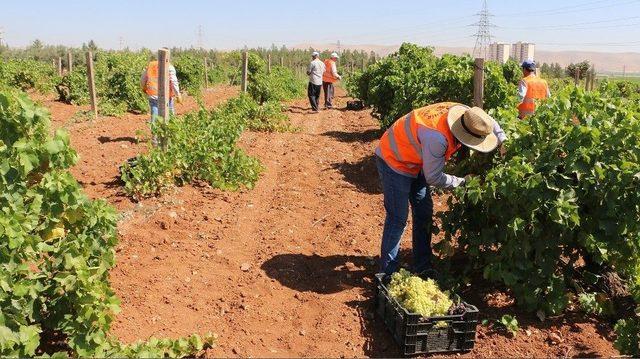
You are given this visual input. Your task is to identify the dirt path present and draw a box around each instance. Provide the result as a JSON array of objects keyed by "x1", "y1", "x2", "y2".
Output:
[{"x1": 46, "y1": 86, "x2": 619, "y2": 357}]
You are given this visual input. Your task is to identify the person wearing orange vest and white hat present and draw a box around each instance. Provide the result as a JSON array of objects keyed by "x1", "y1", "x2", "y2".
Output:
[
  {"x1": 375, "y1": 103, "x2": 507, "y2": 276},
  {"x1": 141, "y1": 58, "x2": 182, "y2": 146},
  {"x1": 322, "y1": 52, "x2": 342, "y2": 109},
  {"x1": 517, "y1": 60, "x2": 550, "y2": 119}
]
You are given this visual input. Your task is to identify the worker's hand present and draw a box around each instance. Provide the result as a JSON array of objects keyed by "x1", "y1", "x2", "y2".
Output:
[
  {"x1": 462, "y1": 174, "x2": 478, "y2": 187},
  {"x1": 337, "y1": 75, "x2": 342, "y2": 80},
  {"x1": 176, "y1": 95, "x2": 183, "y2": 104}
]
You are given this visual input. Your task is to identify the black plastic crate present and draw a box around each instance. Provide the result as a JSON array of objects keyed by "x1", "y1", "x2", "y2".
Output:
[
  {"x1": 375, "y1": 273, "x2": 479, "y2": 356},
  {"x1": 347, "y1": 100, "x2": 364, "y2": 110}
]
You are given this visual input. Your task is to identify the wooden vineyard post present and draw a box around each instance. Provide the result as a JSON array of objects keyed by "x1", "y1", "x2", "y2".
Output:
[
  {"x1": 67, "y1": 51, "x2": 73, "y2": 73},
  {"x1": 267, "y1": 54, "x2": 271, "y2": 73},
  {"x1": 361, "y1": 57, "x2": 365, "y2": 71},
  {"x1": 584, "y1": 71, "x2": 591, "y2": 91},
  {"x1": 85, "y1": 51, "x2": 98, "y2": 120},
  {"x1": 203, "y1": 57, "x2": 209, "y2": 89},
  {"x1": 280, "y1": 56, "x2": 284, "y2": 67},
  {"x1": 157, "y1": 48, "x2": 170, "y2": 150},
  {"x1": 51, "y1": 58, "x2": 55, "y2": 68},
  {"x1": 241, "y1": 50, "x2": 248, "y2": 92},
  {"x1": 57, "y1": 57, "x2": 63, "y2": 76},
  {"x1": 574, "y1": 69, "x2": 580, "y2": 86},
  {"x1": 589, "y1": 67, "x2": 596, "y2": 91},
  {"x1": 473, "y1": 58, "x2": 484, "y2": 109}
]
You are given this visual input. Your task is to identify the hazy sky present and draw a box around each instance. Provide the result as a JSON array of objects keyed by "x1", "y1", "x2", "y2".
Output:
[{"x1": 2, "y1": 0, "x2": 639, "y2": 52}]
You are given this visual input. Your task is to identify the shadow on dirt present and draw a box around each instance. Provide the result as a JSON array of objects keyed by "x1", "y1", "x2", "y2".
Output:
[
  {"x1": 261, "y1": 253, "x2": 375, "y2": 294},
  {"x1": 287, "y1": 105, "x2": 311, "y2": 114},
  {"x1": 322, "y1": 128, "x2": 381, "y2": 143},
  {"x1": 97, "y1": 136, "x2": 138, "y2": 144},
  {"x1": 261, "y1": 252, "x2": 402, "y2": 357},
  {"x1": 330, "y1": 155, "x2": 381, "y2": 194}
]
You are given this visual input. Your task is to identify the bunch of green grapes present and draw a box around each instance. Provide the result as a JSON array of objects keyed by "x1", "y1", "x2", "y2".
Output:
[{"x1": 388, "y1": 269, "x2": 453, "y2": 317}]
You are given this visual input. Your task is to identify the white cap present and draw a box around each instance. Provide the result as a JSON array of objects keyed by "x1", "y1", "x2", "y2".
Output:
[
  {"x1": 331, "y1": 52, "x2": 339, "y2": 58},
  {"x1": 311, "y1": 51, "x2": 319, "y2": 56}
]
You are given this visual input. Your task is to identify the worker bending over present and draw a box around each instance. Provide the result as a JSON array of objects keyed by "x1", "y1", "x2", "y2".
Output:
[{"x1": 376, "y1": 103, "x2": 506, "y2": 276}]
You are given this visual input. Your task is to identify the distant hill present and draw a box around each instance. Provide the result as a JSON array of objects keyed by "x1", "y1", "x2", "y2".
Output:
[{"x1": 292, "y1": 43, "x2": 640, "y2": 74}]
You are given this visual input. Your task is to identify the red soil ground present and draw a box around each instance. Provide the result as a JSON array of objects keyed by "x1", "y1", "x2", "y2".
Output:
[{"x1": 41, "y1": 86, "x2": 619, "y2": 357}]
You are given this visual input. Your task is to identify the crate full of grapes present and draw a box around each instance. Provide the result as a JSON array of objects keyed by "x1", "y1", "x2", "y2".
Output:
[{"x1": 375, "y1": 270, "x2": 479, "y2": 356}]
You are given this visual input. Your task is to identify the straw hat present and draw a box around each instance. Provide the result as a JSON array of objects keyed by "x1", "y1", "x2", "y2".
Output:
[{"x1": 447, "y1": 105, "x2": 498, "y2": 153}]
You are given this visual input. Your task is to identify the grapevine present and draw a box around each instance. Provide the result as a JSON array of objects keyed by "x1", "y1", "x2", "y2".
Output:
[
  {"x1": 346, "y1": 43, "x2": 518, "y2": 129},
  {"x1": 0, "y1": 89, "x2": 215, "y2": 357}
]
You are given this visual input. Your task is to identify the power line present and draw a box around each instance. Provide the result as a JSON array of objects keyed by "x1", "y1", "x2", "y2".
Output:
[
  {"x1": 471, "y1": 0, "x2": 494, "y2": 59},
  {"x1": 536, "y1": 39, "x2": 640, "y2": 46},
  {"x1": 504, "y1": 21, "x2": 640, "y2": 32},
  {"x1": 494, "y1": 0, "x2": 608, "y2": 16},
  {"x1": 281, "y1": 15, "x2": 474, "y2": 47},
  {"x1": 495, "y1": 0, "x2": 639, "y2": 17},
  {"x1": 500, "y1": 15, "x2": 640, "y2": 30}
]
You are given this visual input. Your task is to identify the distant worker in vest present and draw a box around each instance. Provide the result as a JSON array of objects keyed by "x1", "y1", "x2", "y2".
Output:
[
  {"x1": 306, "y1": 51, "x2": 326, "y2": 113},
  {"x1": 517, "y1": 60, "x2": 550, "y2": 119},
  {"x1": 376, "y1": 103, "x2": 507, "y2": 276},
  {"x1": 322, "y1": 52, "x2": 342, "y2": 109},
  {"x1": 141, "y1": 57, "x2": 182, "y2": 146}
]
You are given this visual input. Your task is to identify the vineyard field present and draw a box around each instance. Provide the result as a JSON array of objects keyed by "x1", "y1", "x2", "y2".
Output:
[
  {"x1": 1, "y1": 40, "x2": 639, "y2": 357},
  {"x1": 22, "y1": 84, "x2": 619, "y2": 357}
]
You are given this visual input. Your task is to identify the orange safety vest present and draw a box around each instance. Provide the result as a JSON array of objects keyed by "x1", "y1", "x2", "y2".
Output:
[
  {"x1": 144, "y1": 61, "x2": 175, "y2": 97},
  {"x1": 378, "y1": 102, "x2": 462, "y2": 176},
  {"x1": 322, "y1": 59, "x2": 339, "y2": 83},
  {"x1": 517, "y1": 74, "x2": 549, "y2": 118}
]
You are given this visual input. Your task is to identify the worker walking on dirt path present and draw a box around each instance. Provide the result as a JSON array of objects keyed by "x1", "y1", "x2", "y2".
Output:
[
  {"x1": 376, "y1": 103, "x2": 507, "y2": 276},
  {"x1": 141, "y1": 58, "x2": 183, "y2": 146},
  {"x1": 322, "y1": 52, "x2": 342, "y2": 109},
  {"x1": 517, "y1": 60, "x2": 550, "y2": 119},
  {"x1": 306, "y1": 51, "x2": 325, "y2": 112}
]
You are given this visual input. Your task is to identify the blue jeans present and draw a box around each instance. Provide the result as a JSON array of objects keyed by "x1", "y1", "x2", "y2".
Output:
[
  {"x1": 149, "y1": 98, "x2": 174, "y2": 146},
  {"x1": 376, "y1": 156, "x2": 433, "y2": 275},
  {"x1": 148, "y1": 97, "x2": 175, "y2": 121}
]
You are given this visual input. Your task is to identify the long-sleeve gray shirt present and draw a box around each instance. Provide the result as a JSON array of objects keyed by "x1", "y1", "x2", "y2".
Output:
[
  {"x1": 376, "y1": 121, "x2": 507, "y2": 188},
  {"x1": 307, "y1": 59, "x2": 325, "y2": 86}
]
